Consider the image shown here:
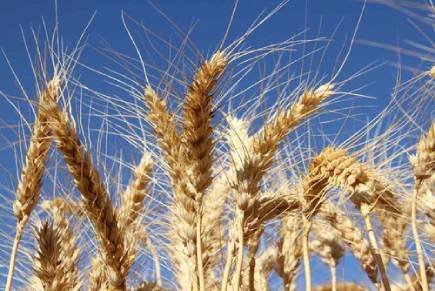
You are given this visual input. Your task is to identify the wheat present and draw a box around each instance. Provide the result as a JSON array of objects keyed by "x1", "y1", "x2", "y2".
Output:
[
  {"x1": 319, "y1": 203, "x2": 378, "y2": 283},
  {"x1": 6, "y1": 77, "x2": 61, "y2": 291},
  {"x1": 410, "y1": 122, "x2": 435, "y2": 291},
  {"x1": 42, "y1": 83, "x2": 127, "y2": 290}
]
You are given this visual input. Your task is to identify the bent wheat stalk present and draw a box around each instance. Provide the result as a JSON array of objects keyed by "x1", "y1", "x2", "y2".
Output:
[{"x1": 6, "y1": 77, "x2": 61, "y2": 291}]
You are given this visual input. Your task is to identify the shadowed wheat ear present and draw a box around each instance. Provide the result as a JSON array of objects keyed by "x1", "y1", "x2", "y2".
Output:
[
  {"x1": 319, "y1": 203, "x2": 378, "y2": 283},
  {"x1": 309, "y1": 146, "x2": 413, "y2": 290},
  {"x1": 275, "y1": 215, "x2": 303, "y2": 291},
  {"x1": 42, "y1": 80, "x2": 128, "y2": 290},
  {"x1": 33, "y1": 220, "x2": 80, "y2": 290},
  {"x1": 223, "y1": 83, "x2": 335, "y2": 291},
  {"x1": 410, "y1": 122, "x2": 435, "y2": 291},
  {"x1": 311, "y1": 224, "x2": 344, "y2": 291},
  {"x1": 6, "y1": 77, "x2": 61, "y2": 291}
]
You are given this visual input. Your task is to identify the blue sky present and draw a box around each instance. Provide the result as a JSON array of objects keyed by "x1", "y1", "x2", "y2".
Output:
[{"x1": 0, "y1": 0, "x2": 433, "y2": 289}]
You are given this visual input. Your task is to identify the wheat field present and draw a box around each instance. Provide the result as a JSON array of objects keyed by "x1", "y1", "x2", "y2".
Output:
[{"x1": 0, "y1": 1, "x2": 434, "y2": 291}]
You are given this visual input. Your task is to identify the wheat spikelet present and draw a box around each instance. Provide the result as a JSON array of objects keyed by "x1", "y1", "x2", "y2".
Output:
[
  {"x1": 252, "y1": 83, "x2": 334, "y2": 175},
  {"x1": 42, "y1": 86, "x2": 127, "y2": 290},
  {"x1": 50, "y1": 208, "x2": 81, "y2": 290},
  {"x1": 429, "y1": 66, "x2": 435, "y2": 79},
  {"x1": 89, "y1": 256, "x2": 107, "y2": 291},
  {"x1": 41, "y1": 198, "x2": 84, "y2": 218},
  {"x1": 319, "y1": 203, "x2": 378, "y2": 283},
  {"x1": 119, "y1": 152, "x2": 153, "y2": 230},
  {"x1": 311, "y1": 224, "x2": 344, "y2": 267},
  {"x1": 137, "y1": 229, "x2": 162, "y2": 287},
  {"x1": 135, "y1": 281, "x2": 166, "y2": 291}
]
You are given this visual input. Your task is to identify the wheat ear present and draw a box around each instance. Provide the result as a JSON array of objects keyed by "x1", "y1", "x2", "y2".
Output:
[
  {"x1": 410, "y1": 122, "x2": 435, "y2": 291},
  {"x1": 6, "y1": 77, "x2": 60, "y2": 291},
  {"x1": 310, "y1": 147, "x2": 394, "y2": 290},
  {"x1": 182, "y1": 51, "x2": 227, "y2": 291},
  {"x1": 42, "y1": 87, "x2": 127, "y2": 290},
  {"x1": 224, "y1": 83, "x2": 335, "y2": 291},
  {"x1": 33, "y1": 220, "x2": 79, "y2": 290},
  {"x1": 144, "y1": 86, "x2": 198, "y2": 290},
  {"x1": 275, "y1": 215, "x2": 303, "y2": 291},
  {"x1": 319, "y1": 203, "x2": 378, "y2": 283},
  {"x1": 311, "y1": 225, "x2": 345, "y2": 291},
  {"x1": 253, "y1": 245, "x2": 279, "y2": 291}
]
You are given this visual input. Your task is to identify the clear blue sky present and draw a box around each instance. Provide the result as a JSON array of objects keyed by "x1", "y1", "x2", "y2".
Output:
[{"x1": 0, "y1": 0, "x2": 433, "y2": 289}]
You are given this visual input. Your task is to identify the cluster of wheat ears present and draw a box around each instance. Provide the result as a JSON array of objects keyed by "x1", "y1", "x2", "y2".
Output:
[{"x1": 1, "y1": 3, "x2": 434, "y2": 291}]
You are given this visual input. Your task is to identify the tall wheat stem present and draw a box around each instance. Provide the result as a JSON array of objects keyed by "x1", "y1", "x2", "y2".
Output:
[
  {"x1": 233, "y1": 215, "x2": 245, "y2": 291},
  {"x1": 302, "y1": 216, "x2": 312, "y2": 291},
  {"x1": 361, "y1": 204, "x2": 391, "y2": 291},
  {"x1": 5, "y1": 219, "x2": 26, "y2": 291},
  {"x1": 221, "y1": 242, "x2": 235, "y2": 291},
  {"x1": 196, "y1": 215, "x2": 205, "y2": 291},
  {"x1": 411, "y1": 184, "x2": 428, "y2": 291},
  {"x1": 330, "y1": 264, "x2": 337, "y2": 291}
]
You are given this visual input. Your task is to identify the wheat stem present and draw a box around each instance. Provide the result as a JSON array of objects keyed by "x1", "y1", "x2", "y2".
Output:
[
  {"x1": 412, "y1": 184, "x2": 428, "y2": 291},
  {"x1": 330, "y1": 264, "x2": 337, "y2": 291},
  {"x1": 302, "y1": 217, "x2": 312, "y2": 291},
  {"x1": 233, "y1": 215, "x2": 245, "y2": 291},
  {"x1": 221, "y1": 242, "x2": 235, "y2": 291},
  {"x1": 361, "y1": 204, "x2": 391, "y2": 291},
  {"x1": 5, "y1": 219, "x2": 25, "y2": 291}
]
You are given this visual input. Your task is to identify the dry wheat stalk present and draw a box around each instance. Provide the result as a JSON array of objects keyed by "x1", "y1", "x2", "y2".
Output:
[
  {"x1": 42, "y1": 84, "x2": 128, "y2": 290},
  {"x1": 6, "y1": 77, "x2": 61, "y2": 291}
]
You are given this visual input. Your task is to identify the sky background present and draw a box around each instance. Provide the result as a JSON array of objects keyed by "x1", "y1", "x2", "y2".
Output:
[{"x1": 0, "y1": 0, "x2": 433, "y2": 289}]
